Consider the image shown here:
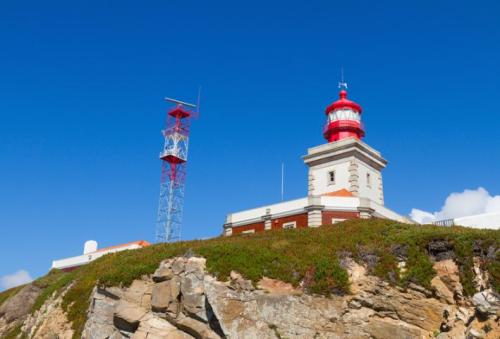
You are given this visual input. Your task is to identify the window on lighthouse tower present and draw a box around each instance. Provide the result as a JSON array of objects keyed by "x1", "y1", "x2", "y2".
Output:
[{"x1": 328, "y1": 171, "x2": 336, "y2": 185}]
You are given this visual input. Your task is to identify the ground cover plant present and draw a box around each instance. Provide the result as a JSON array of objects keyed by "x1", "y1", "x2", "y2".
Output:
[{"x1": 2, "y1": 219, "x2": 498, "y2": 338}]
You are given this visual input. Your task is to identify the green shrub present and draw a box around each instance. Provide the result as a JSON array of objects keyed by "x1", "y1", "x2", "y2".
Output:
[
  {"x1": 307, "y1": 256, "x2": 350, "y2": 295},
  {"x1": 374, "y1": 252, "x2": 399, "y2": 284},
  {"x1": 401, "y1": 246, "x2": 436, "y2": 289}
]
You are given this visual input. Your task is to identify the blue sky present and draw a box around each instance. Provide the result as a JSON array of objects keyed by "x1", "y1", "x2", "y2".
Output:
[{"x1": 1, "y1": 1, "x2": 500, "y2": 288}]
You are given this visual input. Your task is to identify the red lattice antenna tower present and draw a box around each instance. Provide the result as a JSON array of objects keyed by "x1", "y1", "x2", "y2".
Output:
[{"x1": 155, "y1": 97, "x2": 198, "y2": 242}]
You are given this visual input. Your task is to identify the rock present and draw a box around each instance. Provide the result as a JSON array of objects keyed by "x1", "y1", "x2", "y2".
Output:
[
  {"x1": 472, "y1": 290, "x2": 500, "y2": 317},
  {"x1": 257, "y1": 277, "x2": 301, "y2": 295},
  {"x1": 167, "y1": 313, "x2": 220, "y2": 339},
  {"x1": 391, "y1": 244, "x2": 409, "y2": 260},
  {"x1": 113, "y1": 300, "x2": 147, "y2": 332},
  {"x1": 343, "y1": 258, "x2": 368, "y2": 294},
  {"x1": 0, "y1": 284, "x2": 41, "y2": 323},
  {"x1": 408, "y1": 282, "x2": 433, "y2": 297},
  {"x1": 473, "y1": 258, "x2": 489, "y2": 291},
  {"x1": 357, "y1": 247, "x2": 379, "y2": 271},
  {"x1": 486, "y1": 246, "x2": 497, "y2": 260},
  {"x1": 181, "y1": 258, "x2": 207, "y2": 320},
  {"x1": 83, "y1": 287, "x2": 121, "y2": 339},
  {"x1": 431, "y1": 259, "x2": 463, "y2": 304},
  {"x1": 151, "y1": 277, "x2": 181, "y2": 313},
  {"x1": 172, "y1": 257, "x2": 186, "y2": 275},
  {"x1": 21, "y1": 284, "x2": 74, "y2": 339},
  {"x1": 428, "y1": 240, "x2": 455, "y2": 261},
  {"x1": 205, "y1": 274, "x2": 348, "y2": 338},
  {"x1": 229, "y1": 271, "x2": 254, "y2": 291},
  {"x1": 122, "y1": 280, "x2": 154, "y2": 308},
  {"x1": 456, "y1": 306, "x2": 474, "y2": 324},
  {"x1": 153, "y1": 261, "x2": 174, "y2": 283},
  {"x1": 365, "y1": 316, "x2": 429, "y2": 338},
  {"x1": 132, "y1": 314, "x2": 193, "y2": 339},
  {"x1": 467, "y1": 328, "x2": 486, "y2": 339}
]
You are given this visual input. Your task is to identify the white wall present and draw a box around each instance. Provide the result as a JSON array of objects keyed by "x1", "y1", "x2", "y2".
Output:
[
  {"x1": 310, "y1": 159, "x2": 351, "y2": 195},
  {"x1": 320, "y1": 196, "x2": 360, "y2": 210},
  {"x1": 52, "y1": 243, "x2": 144, "y2": 270},
  {"x1": 227, "y1": 197, "x2": 309, "y2": 224},
  {"x1": 356, "y1": 162, "x2": 383, "y2": 204},
  {"x1": 453, "y1": 212, "x2": 500, "y2": 230}
]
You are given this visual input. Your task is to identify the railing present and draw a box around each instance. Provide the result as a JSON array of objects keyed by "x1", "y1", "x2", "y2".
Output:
[
  {"x1": 433, "y1": 219, "x2": 455, "y2": 227},
  {"x1": 323, "y1": 120, "x2": 365, "y2": 133}
]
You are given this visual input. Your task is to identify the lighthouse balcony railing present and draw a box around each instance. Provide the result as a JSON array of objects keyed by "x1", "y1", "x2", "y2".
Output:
[{"x1": 323, "y1": 120, "x2": 365, "y2": 133}]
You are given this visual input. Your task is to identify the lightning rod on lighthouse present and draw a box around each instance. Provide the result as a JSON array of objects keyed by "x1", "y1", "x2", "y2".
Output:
[{"x1": 155, "y1": 97, "x2": 197, "y2": 243}]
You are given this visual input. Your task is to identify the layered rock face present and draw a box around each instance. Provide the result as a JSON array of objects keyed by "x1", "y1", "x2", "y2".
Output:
[
  {"x1": 81, "y1": 256, "x2": 499, "y2": 339},
  {"x1": 0, "y1": 284, "x2": 41, "y2": 335},
  {"x1": 1, "y1": 254, "x2": 498, "y2": 338}
]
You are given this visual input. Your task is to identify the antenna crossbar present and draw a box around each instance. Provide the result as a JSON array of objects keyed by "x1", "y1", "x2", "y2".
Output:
[{"x1": 164, "y1": 97, "x2": 197, "y2": 108}]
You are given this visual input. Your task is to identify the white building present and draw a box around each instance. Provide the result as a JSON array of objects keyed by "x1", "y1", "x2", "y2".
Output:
[
  {"x1": 434, "y1": 211, "x2": 500, "y2": 229},
  {"x1": 223, "y1": 88, "x2": 412, "y2": 236},
  {"x1": 52, "y1": 240, "x2": 150, "y2": 271}
]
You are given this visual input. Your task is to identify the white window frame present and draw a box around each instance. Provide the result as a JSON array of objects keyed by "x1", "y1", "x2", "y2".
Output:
[
  {"x1": 331, "y1": 218, "x2": 346, "y2": 224},
  {"x1": 241, "y1": 229, "x2": 255, "y2": 234},
  {"x1": 327, "y1": 170, "x2": 336, "y2": 185},
  {"x1": 282, "y1": 221, "x2": 297, "y2": 229},
  {"x1": 366, "y1": 173, "x2": 371, "y2": 188}
]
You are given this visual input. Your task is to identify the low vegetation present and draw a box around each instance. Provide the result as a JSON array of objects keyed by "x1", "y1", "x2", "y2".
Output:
[
  {"x1": 31, "y1": 269, "x2": 75, "y2": 312},
  {"x1": 2, "y1": 219, "x2": 499, "y2": 339}
]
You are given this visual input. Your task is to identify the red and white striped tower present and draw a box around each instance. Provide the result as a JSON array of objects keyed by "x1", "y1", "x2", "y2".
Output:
[
  {"x1": 155, "y1": 98, "x2": 197, "y2": 243},
  {"x1": 323, "y1": 86, "x2": 365, "y2": 142}
]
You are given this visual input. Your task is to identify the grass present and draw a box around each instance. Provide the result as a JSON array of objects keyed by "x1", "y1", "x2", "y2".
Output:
[
  {"x1": 31, "y1": 269, "x2": 75, "y2": 312},
  {"x1": 4, "y1": 219, "x2": 499, "y2": 338}
]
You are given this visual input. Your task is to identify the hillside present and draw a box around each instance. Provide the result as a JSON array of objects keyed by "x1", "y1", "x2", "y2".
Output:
[{"x1": 1, "y1": 219, "x2": 499, "y2": 338}]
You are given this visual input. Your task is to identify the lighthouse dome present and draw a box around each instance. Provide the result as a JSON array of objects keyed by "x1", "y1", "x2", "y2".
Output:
[{"x1": 325, "y1": 89, "x2": 363, "y2": 114}]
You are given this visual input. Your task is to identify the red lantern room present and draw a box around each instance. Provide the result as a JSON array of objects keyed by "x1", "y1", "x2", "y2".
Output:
[{"x1": 323, "y1": 89, "x2": 365, "y2": 142}]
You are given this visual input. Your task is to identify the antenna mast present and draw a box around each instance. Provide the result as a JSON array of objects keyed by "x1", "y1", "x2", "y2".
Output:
[
  {"x1": 338, "y1": 67, "x2": 348, "y2": 90},
  {"x1": 155, "y1": 97, "x2": 197, "y2": 242}
]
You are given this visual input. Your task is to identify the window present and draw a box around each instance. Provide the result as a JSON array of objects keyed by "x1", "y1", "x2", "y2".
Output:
[
  {"x1": 282, "y1": 221, "x2": 297, "y2": 229},
  {"x1": 331, "y1": 218, "x2": 346, "y2": 224},
  {"x1": 366, "y1": 173, "x2": 371, "y2": 187},
  {"x1": 327, "y1": 170, "x2": 336, "y2": 185},
  {"x1": 242, "y1": 229, "x2": 255, "y2": 234}
]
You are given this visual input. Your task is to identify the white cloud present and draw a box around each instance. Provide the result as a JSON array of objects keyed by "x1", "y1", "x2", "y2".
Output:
[
  {"x1": 410, "y1": 187, "x2": 500, "y2": 224},
  {"x1": 0, "y1": 270, "x2": 33, "y2": 290}
]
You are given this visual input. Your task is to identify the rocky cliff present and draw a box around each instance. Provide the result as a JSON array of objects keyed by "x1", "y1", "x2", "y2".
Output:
[
  {"x1": 0, "y1": 220, "x2": 498, "y2": 338},
  {"x1": 1, "y1": 254, "x2": 499, "y2": 338}
]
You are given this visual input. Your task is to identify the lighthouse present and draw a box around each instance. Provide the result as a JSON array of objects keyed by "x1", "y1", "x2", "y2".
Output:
[
  {"x1": 223, "y1": 85, "x2": 410, "y2": 236},
  {"x1": 303, "y1": 87, "x2": 386, "y2": 222}
]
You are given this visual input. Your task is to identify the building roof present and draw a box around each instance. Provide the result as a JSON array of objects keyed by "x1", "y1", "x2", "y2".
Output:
[
  {"x1": 94, "y1": 240, "x2": 151, "y2": 253},
  {"x1": 323, "y1": 189, "x2": 354, "y2": 197}
]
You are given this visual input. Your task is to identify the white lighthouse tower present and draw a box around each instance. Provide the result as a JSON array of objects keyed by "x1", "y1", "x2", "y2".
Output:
[{"x1": 223, "y1": 85, "x2": 409, "y2": 236}]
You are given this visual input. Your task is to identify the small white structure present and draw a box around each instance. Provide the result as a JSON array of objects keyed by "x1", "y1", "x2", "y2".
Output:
[
  {"x1": 83, "y1": 240, "x2": 98, "y2": 254},
  {"x1": 434, "y1": 211, "x2": 500, "y2": 230},
  {"x1": 52, "y1": 240, "x2": 150, "y2": 271}
]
